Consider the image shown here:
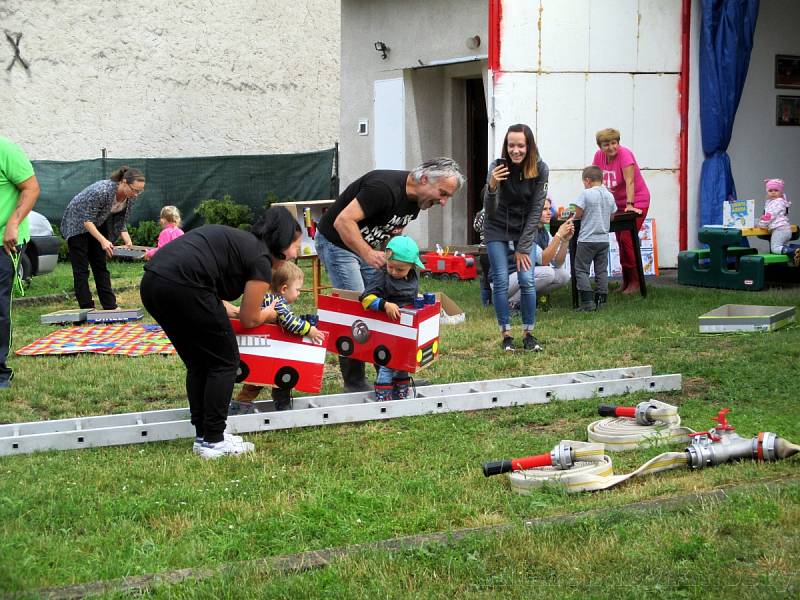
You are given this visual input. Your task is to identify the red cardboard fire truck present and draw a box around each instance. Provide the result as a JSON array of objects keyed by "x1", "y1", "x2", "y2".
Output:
[
  {"x1": 230, "y1": 319, "x2": 328, "y2": 394},
  {"x1": 420, "y1": 251, "x2": 478, "y2": 280},
  {"x1": 316, "y1": 293, "x2": 441, "y2": 373}
]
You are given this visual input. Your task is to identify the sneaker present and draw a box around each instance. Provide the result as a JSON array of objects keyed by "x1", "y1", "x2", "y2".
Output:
[
  {"x1": 196, "y1": 437, "x2": 255, "y2": 460},
  {"x1": 523, "y1": 334, "x2": 542, "y2": 352},
  {"x1": 374, "y1": 383, "x2": 394, "y2": 402},
  {"x1": 228, "y1": 400, "x2": 259, "y2": 416},
  {"x1": 192, "y1": 432, "x2": 245, "y2": 454},
  {"x1": 502, "y1": 336, "x2": 515, "y2": 352}
]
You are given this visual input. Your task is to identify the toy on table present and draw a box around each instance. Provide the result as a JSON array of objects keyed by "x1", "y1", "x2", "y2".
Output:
[
  {"x1": 420, "y1": 248, "x2": 478, "y2": 280},
  {"x1": 303, "y1": 207, "x2": 317, "y2": 240}
]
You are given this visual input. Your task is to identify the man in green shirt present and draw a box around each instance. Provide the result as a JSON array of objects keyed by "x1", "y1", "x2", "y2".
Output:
[{"x1": 0, "y1": 137, "x2": 40, "y2": 388}]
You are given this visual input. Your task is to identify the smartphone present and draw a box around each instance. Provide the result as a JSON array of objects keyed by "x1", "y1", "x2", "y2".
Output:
[{"x1": 495, "y1": 157, "x2": 507, "y2": 168}]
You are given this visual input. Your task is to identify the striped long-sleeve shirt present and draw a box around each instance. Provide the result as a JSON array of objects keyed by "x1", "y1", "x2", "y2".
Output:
[{"x1": 262, "y1": 293, "x2": 311, "y2": 336}]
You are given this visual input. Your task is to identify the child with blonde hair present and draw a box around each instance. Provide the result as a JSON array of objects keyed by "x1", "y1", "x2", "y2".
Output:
[
  {"x1": 144, "y1": 205, "x2": 184, "y2": 260},
  {"x1": 759, "y1": 178, "x2": 798, "y2": 265},
  {"x1": 230, "y1": 260, "x2": 325, "y2": 413}
]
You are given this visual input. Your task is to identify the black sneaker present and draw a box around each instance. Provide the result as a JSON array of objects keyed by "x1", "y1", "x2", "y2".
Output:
[
  {"x1": 523, "y1": 334, "x2": 542, "y2": 352},
  {"x1": 502, "y1": 336, "x2": 515, "y2": 351}
]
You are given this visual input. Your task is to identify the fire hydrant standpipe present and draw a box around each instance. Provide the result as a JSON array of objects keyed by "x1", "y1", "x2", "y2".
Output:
[{"x1": 484, "y1": 408, "x2": 800, "y2": 494}]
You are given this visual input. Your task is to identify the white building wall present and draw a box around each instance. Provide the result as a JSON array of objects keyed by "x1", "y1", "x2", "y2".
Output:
[
  {"x1": 1, "y1": 0, "x2": 340, "y2": 160},
  {"x1": 494, "y1": 0, "x2": 683, "y2": 267},
  {"x1": 729, "y1": 0, "x2": 800, "y2": 252}
]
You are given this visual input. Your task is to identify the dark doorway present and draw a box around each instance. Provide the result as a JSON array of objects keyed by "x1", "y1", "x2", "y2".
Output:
[{"x1": 466, "y1": 78, "x2": 488, "y2": 244}]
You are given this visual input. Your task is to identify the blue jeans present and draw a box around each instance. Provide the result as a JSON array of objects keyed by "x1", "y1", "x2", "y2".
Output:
[
  {"x1": 487, "y1": 240, "x2": 536, "y2": 333},
  {"x1": 0, "y1": 251, "x2": 14, "y2": 383},
  {"x1": 376, "y1": 366, "x2": 408, "y2": 385},
  {"x1": 314, "y1": 231, "x2": 378, "y2": 293}
]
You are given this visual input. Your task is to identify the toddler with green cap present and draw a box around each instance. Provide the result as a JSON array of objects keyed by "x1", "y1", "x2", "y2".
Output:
[{"x1": 359, "y1": 235, "x2": 425, "y2": 401}]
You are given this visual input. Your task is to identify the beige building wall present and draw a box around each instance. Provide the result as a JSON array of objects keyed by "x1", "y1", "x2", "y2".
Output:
[{"x1": 1, "y1": 0, "x2": 340, "y2": 160}]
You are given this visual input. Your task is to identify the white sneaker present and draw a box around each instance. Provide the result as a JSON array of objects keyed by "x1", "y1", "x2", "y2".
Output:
[
  {"x1": 197, "y1": 437, "x2": 255, "y2": 460},
  {"x1": 192, "y1": 432, "x2": 247, "y2": 456}
]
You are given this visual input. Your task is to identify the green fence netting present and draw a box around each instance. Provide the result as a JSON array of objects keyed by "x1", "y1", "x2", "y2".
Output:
[{"x1": 32, "y1": 148, "x2": 337, "y2": 230}]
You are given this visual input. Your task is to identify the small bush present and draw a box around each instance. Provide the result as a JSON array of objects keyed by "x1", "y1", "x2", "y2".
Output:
[
  {"x1": 50, "y1": 224, "x2": 70, "y2": 262},
  {"x1": 128, "y1": 220, "x2": 161, "y2": 247},
  {"x1": 196, "y1": 195, "x2": 253, "y2": 229}
]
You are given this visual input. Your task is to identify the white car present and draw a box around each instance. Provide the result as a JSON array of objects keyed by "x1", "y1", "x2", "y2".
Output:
[{"x1": 19, "y1": 211, "x2": 60, "y2": 281}]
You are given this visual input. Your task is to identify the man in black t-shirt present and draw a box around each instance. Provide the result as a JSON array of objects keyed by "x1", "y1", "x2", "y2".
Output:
[{"x1": 315, "y1": 157, "x2": 463, "y2": 392}]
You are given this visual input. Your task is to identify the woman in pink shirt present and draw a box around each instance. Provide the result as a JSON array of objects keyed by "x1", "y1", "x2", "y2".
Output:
[
  {"x1": 592, "y1": 128, "x2": 650, "y2": 294},
  {"x1": 144, "y1": 205, "x2": 184, "y2": 260}
]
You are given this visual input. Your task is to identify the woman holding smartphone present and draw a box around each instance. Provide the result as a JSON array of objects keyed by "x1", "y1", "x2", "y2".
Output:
[{"x1": 482, "y1": 123, "x2": 550, "y2": 352}]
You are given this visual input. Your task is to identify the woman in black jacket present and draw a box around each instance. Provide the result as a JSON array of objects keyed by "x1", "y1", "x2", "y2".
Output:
[{"x1": 482, "y1": 124, "x2": 549, "y2": 352}]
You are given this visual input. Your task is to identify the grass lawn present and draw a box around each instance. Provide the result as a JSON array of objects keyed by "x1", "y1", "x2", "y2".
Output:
[{"x1": 1, "y1": 261, "x2": 799, "y2": 598}]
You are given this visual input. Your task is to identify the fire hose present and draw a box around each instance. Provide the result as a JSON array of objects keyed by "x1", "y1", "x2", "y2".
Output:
[
  {"x1": 483, "y1": 408, "x2": 800, "y2": 494},
  {"x1": 586, "y1": 400, "x2": 694, "y2": 451}
]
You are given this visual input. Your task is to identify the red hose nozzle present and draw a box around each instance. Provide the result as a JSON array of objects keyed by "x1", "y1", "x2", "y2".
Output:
[
  {"x1": 598, "y1": 404, "x2": 636, "y2": 418},
  {"x1": 483, "y1": 442, "x2": 575, "y2": 477}
]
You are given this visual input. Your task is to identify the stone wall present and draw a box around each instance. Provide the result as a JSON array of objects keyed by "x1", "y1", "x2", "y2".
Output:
[{"x1": 1, "y1": 0, "x2": 340, "y2": 160}]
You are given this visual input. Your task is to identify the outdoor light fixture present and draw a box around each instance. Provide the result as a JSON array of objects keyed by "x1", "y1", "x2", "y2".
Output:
[{"x1": 374, "y1": 41, "x2": 389, "y2": 60}]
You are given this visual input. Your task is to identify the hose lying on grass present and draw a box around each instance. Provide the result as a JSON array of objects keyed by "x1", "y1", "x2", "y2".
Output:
[{"x1": 483, "y1": 406, "x2": 800, "y2": 494}]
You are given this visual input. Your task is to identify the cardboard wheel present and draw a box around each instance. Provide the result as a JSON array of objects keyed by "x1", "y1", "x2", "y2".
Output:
[
  {"x1": 336, "y1": 336, "x2": 354, "y2": 356},
  {"x1": 274, "y1": 366, "x2": 299, "y2": 389},
  {"x1": 373, "y1": 345, "x2": 391, "y2": 366},
  {"x1": 235, "y1": 360, "x2": 250, "y2": 383}
]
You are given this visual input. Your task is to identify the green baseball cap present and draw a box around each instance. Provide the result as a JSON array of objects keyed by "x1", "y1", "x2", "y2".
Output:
[{"x1": 386, "y1": 235, "x2": 425, "y2": 269}]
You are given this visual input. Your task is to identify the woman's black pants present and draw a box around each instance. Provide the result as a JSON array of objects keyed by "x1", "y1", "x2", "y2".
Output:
[
  {"x1": 140, "y1": 271, "x2": 239, "y2": 443},
  {"x1": 67, "y1": 223, "x2": 117, "y2": 310}
]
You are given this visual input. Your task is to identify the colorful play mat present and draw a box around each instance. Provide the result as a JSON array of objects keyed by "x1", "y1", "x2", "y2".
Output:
[{"x1": 15, "y1": 324, "x2": 175, "y2": 357}]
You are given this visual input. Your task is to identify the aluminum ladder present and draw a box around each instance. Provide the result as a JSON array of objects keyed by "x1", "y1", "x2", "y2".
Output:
[{"x1": 0, "y1": 366, "x2": 681, "y2": 456}]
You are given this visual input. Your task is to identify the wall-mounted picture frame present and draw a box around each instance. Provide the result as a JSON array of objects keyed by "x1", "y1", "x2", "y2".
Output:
[
  {"x1": 775, "y1": 54, "x2": 800, "y2": 89},
  {"x1": 776, "y1": 95, "x2": 800, "y2": 126}
]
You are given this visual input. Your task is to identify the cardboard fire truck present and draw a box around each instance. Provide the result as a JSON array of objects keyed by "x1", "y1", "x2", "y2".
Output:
[
  {"x1": 420, "y1": 251, "x2": 478, "y2": 280},
  {"x1": 230, "y1": 319, "x2": 328, "y2": 394},
  {"x1": 316, "y1": 293, "x2": 441, "y2": 373}
]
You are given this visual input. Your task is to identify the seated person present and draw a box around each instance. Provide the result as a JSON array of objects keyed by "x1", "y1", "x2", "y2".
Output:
[{"x1": 477, "y1": 198, "x2": 572, "y2": 310}]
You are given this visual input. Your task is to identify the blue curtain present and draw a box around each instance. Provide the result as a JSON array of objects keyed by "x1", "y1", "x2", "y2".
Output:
[{"x1": 699, "y1": 0, "x2": 759, "y2": 227}]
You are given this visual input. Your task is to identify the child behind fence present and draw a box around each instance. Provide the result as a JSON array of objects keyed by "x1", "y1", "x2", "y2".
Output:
[{"x1": 144, "y1": 205, "x2": 184, "y2": 260}]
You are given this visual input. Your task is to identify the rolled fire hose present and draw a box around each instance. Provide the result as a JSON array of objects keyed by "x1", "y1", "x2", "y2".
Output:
[{"x1": 586, "y1": 400, "x2": 695, "y2": 451}]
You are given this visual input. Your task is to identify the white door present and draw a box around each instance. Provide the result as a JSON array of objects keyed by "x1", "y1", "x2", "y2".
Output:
[{"x1": 374, "y1": 78, "x2": 405, "y2": 169}]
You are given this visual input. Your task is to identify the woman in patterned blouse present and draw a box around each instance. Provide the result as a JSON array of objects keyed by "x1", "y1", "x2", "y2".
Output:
[{"x1": 60, "y1": 166, "x2": 144, "y2": 310}]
